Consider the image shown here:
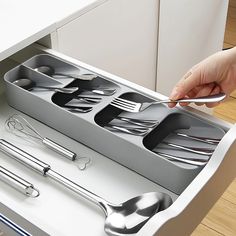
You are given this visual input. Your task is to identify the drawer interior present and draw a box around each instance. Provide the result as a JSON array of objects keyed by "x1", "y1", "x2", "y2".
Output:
[{"x1": 0, "y1": 44, "x2": 234, "y2": 236}]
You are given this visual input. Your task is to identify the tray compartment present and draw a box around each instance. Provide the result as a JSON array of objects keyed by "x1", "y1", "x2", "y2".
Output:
[
  {"x1": 22, "y1": 54, "x2": 121, "y2": 93},
  {"x1": 22, "y1": 53, "x2": 82, "y2": 78},
  {"x1": 51, "y1": 76, "x2": 120, "y2": 110},
  {"x1": 143, "y1": 113, "x2": 225, "y2": 164},
  {"x1": 5, "y1": 64, "x2": 62, "y2": 88}
]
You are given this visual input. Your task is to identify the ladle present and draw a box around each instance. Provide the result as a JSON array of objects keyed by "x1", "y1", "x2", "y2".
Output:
[
  {"x1": 0, "y1": 139, "x2": 172, "y2": 236},
  {"x1": 35, "y1": 65, "x2": 97, "y2": 80},
  {"x1": 13, "y1": 78, "x2": 78, "y2": 94}
]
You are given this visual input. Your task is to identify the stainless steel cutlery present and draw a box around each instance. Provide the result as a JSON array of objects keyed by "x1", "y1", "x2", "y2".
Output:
[
  {"x1": 155, "y1": 152, "x2": 208, "y2": 166},
  {"x1": 5, "y1": 114, "x2": 76, "y2": 160},
  {"x1": 63, "y1": 106, "x2": 93, "y2": 113},
  {"x1": 173, "y1": 132, "x2": 221, "y2": 144},
  {"x1": 0, "y1": 139, "x2": 172, "y2": 236},
  {"x1": 69, "y1": 96, "x2": 101, "y2": 104},
  {"x1": 161, "y1": 141, "x2": 215, "y2": 156},
  {"x1": 35, "y1": 65, "x2": 97, "y2": 80},
  {"x1": 110, "y1": 93, "x2": 226, "y2": 112},
  {"x1": 82, "y1": 88, "x2": 116, "y2": 96},
  {"x1": 13, "y1": 78, "x2": 79, "y2": 94},
  {"x1": 115, "y1": 116, "x2": 158, "y2": 128},
  {"x1": 0, "y1": 165, "x2": 40, "y2": 197},
  {"x1": 103, "y1": 115, "x2": 218, "y2": 166},
  {"x1": 104, "y1": 124, "x2": 149, "y2": 136}
]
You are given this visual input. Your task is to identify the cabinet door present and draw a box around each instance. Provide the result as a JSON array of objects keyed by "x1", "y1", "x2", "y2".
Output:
[
  {"x1": 156, "y1": 0, "x2": 228, "y2": 96},
  {"x1": 54, "y1": 0, "x2": 159, "y2": 90}
]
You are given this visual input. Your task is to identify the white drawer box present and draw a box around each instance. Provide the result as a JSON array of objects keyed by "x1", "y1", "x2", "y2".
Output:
[{"x1": 0, "y1": 45, "x2": 235, "y2": 236}]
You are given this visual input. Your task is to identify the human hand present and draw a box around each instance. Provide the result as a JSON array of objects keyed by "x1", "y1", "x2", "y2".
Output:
[{"x1": 169, "y1": 47, "x2": 236, "y2": 108}]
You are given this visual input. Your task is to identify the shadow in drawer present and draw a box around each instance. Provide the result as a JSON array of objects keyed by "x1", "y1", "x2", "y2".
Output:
[{"x1": 143, "y1": 113, "x2": 225, "y2": 166}]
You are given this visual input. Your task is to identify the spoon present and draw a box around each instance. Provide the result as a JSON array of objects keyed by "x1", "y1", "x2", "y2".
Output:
[
  {"x1": 0, "y1": 139, "x2": 172, "y2": 235},
  {"x1": 35, "y1": 65, "x2": 97, "y2": 80},
  {"x1": 63, "y1": 105, "x2": 93, "y2": 113},
  {"x1": 87, "y1": 88, "x2": 116, "y2": 96},
  {"x1": 13, "y1": 78, "x2": 78, "y2": 94}
]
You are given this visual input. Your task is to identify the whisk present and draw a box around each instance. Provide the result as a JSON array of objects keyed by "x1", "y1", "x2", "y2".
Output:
[{"x1": 5, "y1": 114, "x2": 77, "y2": 161}]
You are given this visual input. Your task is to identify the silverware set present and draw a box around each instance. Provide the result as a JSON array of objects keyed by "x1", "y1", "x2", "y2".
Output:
[
  {"x1": 153, "y1": 135, "x2": 219, "y2": 166},
  {"x1": 103, "y1": 115, "x2": 220, "y2": 166},
  {"x1": 10, "y1": 67, "x2": 223, "y2": 167},
  {"x1": 104, "y1": 116, "x2": 158, "y2": 136},
  {"x1": 12, "y1": 65, "x2": 117, "y2": 114}
]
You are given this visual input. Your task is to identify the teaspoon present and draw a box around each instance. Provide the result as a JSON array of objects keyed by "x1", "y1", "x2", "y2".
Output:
[{"x1": 13, "y1": 78, "x2": 78, "y2": 94}]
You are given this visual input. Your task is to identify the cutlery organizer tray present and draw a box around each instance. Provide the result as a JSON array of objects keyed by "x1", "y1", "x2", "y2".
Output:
[{"x1": 4, "y1": 54, "x2": 225, "y2": 194}]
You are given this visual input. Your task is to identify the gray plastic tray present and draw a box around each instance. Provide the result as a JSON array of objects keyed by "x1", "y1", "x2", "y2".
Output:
[{"x1": 4, "y1": 54, "x2": 225, "y2": 194}]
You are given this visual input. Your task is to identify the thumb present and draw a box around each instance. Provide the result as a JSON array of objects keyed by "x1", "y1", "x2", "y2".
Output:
[{"x1": 169, "y1": 68, "x2": 202, "y2": 100}]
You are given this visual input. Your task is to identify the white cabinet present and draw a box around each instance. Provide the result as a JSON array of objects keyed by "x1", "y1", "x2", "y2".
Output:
[
  {"x1": 52, "y1": 0, "x2": 159, "y2": 90},
  {"x1": 156, "y1": 0, "x2": 229, "y2": 95},
  {"x1": 51, "y1": 0, "x2": 228, "y2": 95}
]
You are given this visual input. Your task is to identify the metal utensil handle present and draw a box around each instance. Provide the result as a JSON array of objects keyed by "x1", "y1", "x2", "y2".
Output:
[
  {"x1": 54, "y1": 73, "x2": 97, "y2": 80},
  {"x1": 0, "y1": 139, "x2": 110, "y2": 215},
  {"x1": 0, "y1": 166, "x2": 39, "y2": 197},
  {"x1": 0, "y1": 139, "x2": 50, "y2": 175},
  {"x1": 36, "y1": 86, "x2": 78, "y2": 93},
  {"x1": 46, "y1": 169, "x2": 109, "y2": 214},
  {"x1": 105, "y1": 125, "x2": 148, "y2": 136},
  {"x1": 174, "y1": 132, "x2": 221, "y2": 144},
  {"x1": 155, "y1": 152, "x2": 207, "y2": 166},
  {"x1": 42, "y1": 138, "x2": 76, "y2": 160},
  {"x1": 118, "y1": 116, "x2": 158, "y2": 127},
  {"x1": 162, "y1": 141, "x2": 215, "y2": 156},
  {"x1": 153, "y1": 93, "x2": 226, "y2": 104},
  {"x1": 170, "y1": 93, "x2": 226, "y2": 103}
]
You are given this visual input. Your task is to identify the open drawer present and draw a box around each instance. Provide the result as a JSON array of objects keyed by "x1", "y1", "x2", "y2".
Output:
[{"x1": 0, "y1": 44, "x2": 236, "y2": 236}]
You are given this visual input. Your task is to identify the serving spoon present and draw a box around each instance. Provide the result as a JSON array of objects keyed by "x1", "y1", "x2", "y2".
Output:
[
  {"x1": 13, "y1": 78, "x2": 78, "y2": 94},
  {"x1": 0, "y1": 139, "x2": 172, "y2": 236},
  {"x1": 35, "y1": 65, "x2": 97, "y2": 80}
]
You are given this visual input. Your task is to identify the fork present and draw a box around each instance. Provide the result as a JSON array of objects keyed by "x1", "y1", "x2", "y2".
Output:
[{"x1": 110, "y1": 93, "x2": 226, "y2": 112}]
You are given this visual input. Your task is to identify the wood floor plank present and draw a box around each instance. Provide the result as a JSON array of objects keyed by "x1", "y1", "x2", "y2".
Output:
[
  {"x1": 222, "y1": 179, "x2": 236, "y2": 204},
  {"x1": 223, "y1": 43, "x2": 234, "y2": 49},
  {"x1": 191, "y1": 223, "x2": 223, "y2": 236},
  {"x1": 192, "y1": 5, "x2": 236, "y2": 236},
  {"x1": 224, "y1": 4, "x2": 236, "y2": 45},
  {"x1": 202, "y1": 198, "x2": 236, "y2": 236},
  {"x1": 230, "y1": 90, "x2": 236, "y2": 98},
  {"x1": 213, "y1": 97, "x2": 236, "y2": 123}
]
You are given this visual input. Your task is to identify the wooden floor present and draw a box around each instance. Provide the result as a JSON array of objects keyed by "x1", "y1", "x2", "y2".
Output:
[{"x1": 191, "y1": 1, "x2": 236, "y2": 235}]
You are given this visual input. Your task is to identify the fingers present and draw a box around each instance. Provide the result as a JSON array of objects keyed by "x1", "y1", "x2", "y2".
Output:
[
  {"x1": 168, "y1": 82, "x2": 222, "y2": 108},
  {"x1": 168, "y1": 67, "x2": 201, "y2": 108},
  {"x1": 169, "y1": 66, "x2": 201, "y2": 101},
  {"x1": 205, "y1": 85, "x2": 222, "y2": 108}
]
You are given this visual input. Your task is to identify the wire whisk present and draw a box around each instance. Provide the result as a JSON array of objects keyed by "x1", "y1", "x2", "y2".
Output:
[
  {"x1": 5, "y1": 114, "x2": 92, "y2": 170},
  {"x1": 5, "y1": 114, "x2": 77, "y2": 160}
]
